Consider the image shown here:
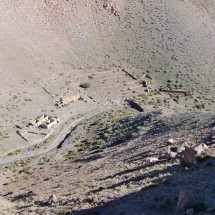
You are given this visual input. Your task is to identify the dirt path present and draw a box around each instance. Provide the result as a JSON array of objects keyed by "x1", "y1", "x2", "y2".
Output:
[{"x1": 0, "y1": 105, "x2": 111, "y2": 165}]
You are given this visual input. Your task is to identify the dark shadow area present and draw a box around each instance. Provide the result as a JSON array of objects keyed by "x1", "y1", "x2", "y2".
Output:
[
  {"x1": 2, "y1": 191, "x2": 13, "y2": 197},
  {"x1": 89, "y1": 160, "x2": 171, "y2": 195},
  {"x1": 71, "y1": 157, "x2": 215, "y2": 215},
  {"x1": 142, "y1": 112, "x2": 215, "y2": 141},
  {"x1": 122, "y1": 150, "x2": 152, "y2": 162},
  {"x1": 10, "y1": 191, "x2": 36, "y2": 202},
  {"x1": 125, "y1": 99, "x2": 144, "y2": 112},
  {"x1": 101, "y1": 112, "x2": 160, "y2": 148},
  {"x1": 74, "y1": 152, "x2": 105, "y2": 163},
  {"x1": 57, "y1": 125, "x2": 78, "y2": 149},
  {"x1": 99, "y1": 159, "x2": 166, "y2": 181}
]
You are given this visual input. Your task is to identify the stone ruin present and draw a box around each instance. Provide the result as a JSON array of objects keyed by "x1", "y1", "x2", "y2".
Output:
[
  {"x1": 55, "y1": 95, "x2": 81, "y2": 107},
  {"x1": 28, "y1": 114, "x2": 60, "y2": 129},
  {"x1": 159, "y1": 86, "x2": 193, "y2": 96},
  {"x1": 40, "y1": 116, "x2": 60, "y2": 129}
]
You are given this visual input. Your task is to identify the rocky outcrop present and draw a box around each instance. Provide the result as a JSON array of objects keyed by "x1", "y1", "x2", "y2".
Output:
[
  {"x1": 102, "y1": 0, "x2": 121, "y2": 17},
  {"x1": 167, "y1": 141, "x2": 213, "y2": 166},
  {"x1": 180, "y1": 146, "x2": 197, "y2": 167}
]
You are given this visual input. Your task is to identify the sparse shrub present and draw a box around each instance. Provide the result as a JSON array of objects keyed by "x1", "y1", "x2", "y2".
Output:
[
  {"x1": 75, "y1": 143, "x2": 90, "y2": 151},
  {"x1": 137, "y1": 94, "x2": 148, "y2": 100},
  {"x1": 91, "y1": 120, "x2": 100, "y2": 126},
  {"x1": 195, "y1": 103, "x2": 205, "y2": 110},
  {"x1": 64, "y1": 150, "x2": 76, "y2": 159},
  {"x1": 79, "y1": 82, "x2": 91, "y2": 89},
  {"x1": 21, "y1": 166, "x2": 32, "y2": 175}
]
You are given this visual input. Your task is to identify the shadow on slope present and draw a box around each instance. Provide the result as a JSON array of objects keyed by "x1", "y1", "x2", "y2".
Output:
[
  {"x1": 70, "y1": 112, "x2": 215, "y2": 215},
  {"x1": 73, "y1": 157, "x2": 215, "y2": 215}
]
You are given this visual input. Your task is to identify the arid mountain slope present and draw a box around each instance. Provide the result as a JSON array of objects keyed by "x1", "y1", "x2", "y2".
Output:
[
  {"x1": 0, "y1": 1, "x2": 215, "y2": 214},
  {"x1": 0, "y1": 0, "x2": 215, "y2": 114},
  {"x1": 1, "y1": 0, "x2": 215, "y2": 80},
  {"x1": 1, "y1": 110, "x2": 215, "y2": 214},
  {"x1": 1, "y1": 1, "x2": 215, "y2": 151}
]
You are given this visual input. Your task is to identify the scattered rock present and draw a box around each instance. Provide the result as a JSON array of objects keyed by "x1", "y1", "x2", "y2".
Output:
[
  {"x1": 167, "y1": 146, "x2": 178, "y2": 158},
  {"x1": 176, "y1": 191, "x2": 196, "y2": 214},
  {"x1": 168, "y1": 142, "x2": 212, "y2": 165},
  {"x1": 193, "y1": 143, "x2": 208, "y2": 156},
  {"x1": 148, "y1": 157, "x2": 159, "y2": 162},
  {"x1": 48, "y1": 194, "x2": 57, "y2": 205},
  {"x1": 168, "y1": 138, "x2": 174, "y2": 144}
]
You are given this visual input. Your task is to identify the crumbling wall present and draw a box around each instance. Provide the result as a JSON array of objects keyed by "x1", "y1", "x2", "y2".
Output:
[{"x1": 56, "y1": 95, "x2": 81, "y2": 106}]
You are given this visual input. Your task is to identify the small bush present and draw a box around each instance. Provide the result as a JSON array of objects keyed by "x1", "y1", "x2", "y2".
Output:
[
  {"x1": 137, "y1": 94, "x2": 148, "y2": 100},
  {"x1": 64, "y1": 150, "x2": 76, "y2": 159},
  {"x1": 195, "y1": 103, "x2": 205, "y2": 110},
  {"x1": 20, "y1": 166, "x2": 32, "y2": 175},
  {"x1": 79, "y1": 82, "x2": 91, "y2": 89}
]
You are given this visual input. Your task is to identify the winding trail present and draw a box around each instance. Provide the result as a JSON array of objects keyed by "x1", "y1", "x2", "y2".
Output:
[{"x1": 0, "y1": 105, "x2": 111, "y2": 165}]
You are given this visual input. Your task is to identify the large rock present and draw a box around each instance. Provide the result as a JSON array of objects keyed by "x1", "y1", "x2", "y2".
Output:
[
  {"x1": 193, "y1": 143, "x2": 208, "y2": 156},
  {"x1": 180, "y1": 146, "x2": 197, "y2": 167},
  {"x1": 176, "y1": 191, "x2": 196, "y2": 214}
]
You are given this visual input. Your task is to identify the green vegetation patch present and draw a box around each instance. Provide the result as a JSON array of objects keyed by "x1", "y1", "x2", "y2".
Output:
[{"x1": 79, "y1": 82, "x2": 91, "y2": 89}]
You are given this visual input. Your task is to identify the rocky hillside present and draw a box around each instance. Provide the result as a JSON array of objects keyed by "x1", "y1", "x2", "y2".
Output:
[
  {"x1": 1, "y1": 0, "x2": 215, "y2": 94},
  {"x1": 0, "y1": 109, "x2": 215, "y2": 214},
  {"x1": 0, "y1": 0, "x2": 215, "y2": 214}
]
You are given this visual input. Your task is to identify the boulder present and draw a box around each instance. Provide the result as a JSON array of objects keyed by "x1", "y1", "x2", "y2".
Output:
[
  {"x1": 176, "y1": 191, "x2": 196, "y2": 214},
  {"x1": 180, "y1": 146, "x2": 197, "y2": 167},
  {"x1": 193, "y1": 143, "x2": 208, "y2": 156}
]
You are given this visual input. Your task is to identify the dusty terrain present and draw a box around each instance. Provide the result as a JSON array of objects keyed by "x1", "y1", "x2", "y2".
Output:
[
  {"x1": 1, "y1": 0, "x2": 215, "y2": 152},
  {"x1": 0, "y1": 109, "x2": 215, "y2": 215},
  {"x1": 0, "y1": 0, "x2": 215, "y2": 214}
]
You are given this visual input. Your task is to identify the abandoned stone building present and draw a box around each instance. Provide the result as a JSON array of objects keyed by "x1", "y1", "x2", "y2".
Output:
[
  {"x1": 30, "y1": 114, "x2": 49, "y2": 127},
  {"x1": 28, "y1": 114, "x2": 60, "y2": 129},
  {"x1": 159, "y1": 87, "x2": 193, "y2": 96},
  {"x1": 56, "y1": 95, "x2": 81, "y2": 106},
  {"x1": 40, "y1": 117, "x2": 60, "y2": 129}
]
